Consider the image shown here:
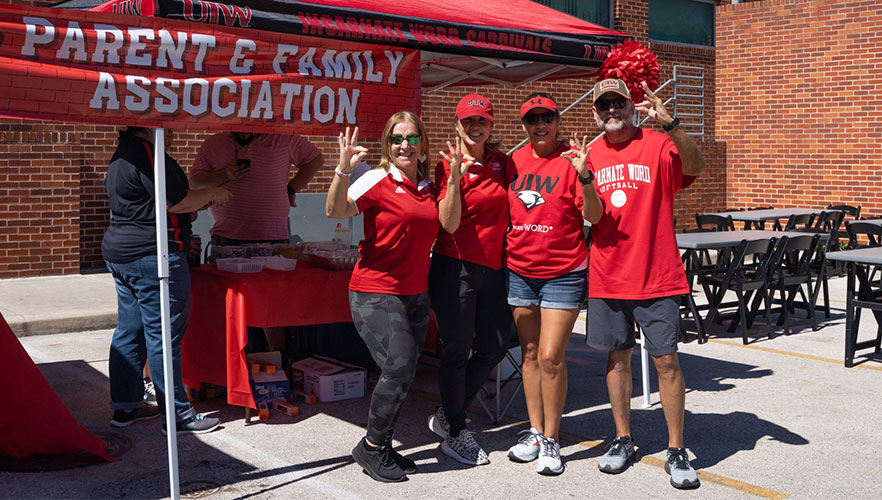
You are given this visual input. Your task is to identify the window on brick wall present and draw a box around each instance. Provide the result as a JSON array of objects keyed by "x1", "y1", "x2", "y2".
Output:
[
  {"x1": 649, "y1": 0, "x2": 715, "y2": 46},
  {"x1": 533, "y1": 0, "x2": 613, "y2": 28}
]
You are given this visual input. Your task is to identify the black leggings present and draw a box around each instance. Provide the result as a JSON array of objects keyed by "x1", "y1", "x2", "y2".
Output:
[{"x1": 428, "y1": 254, "x2": 512, "y2": 436}]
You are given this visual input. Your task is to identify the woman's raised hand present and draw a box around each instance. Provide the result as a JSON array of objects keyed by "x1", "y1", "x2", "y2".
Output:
[
  {"x1": 439, "y1": 136, "x2": 475, "y2": 184},
  {"x1": 338, "y1": 126, "x2": 369, "y2": 174},
  {"x1": 560, "y1": 132, "x2": 592, "y2": 178}
]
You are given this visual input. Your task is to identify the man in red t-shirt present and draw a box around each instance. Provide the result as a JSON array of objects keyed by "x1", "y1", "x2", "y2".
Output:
[{"x1": 576, "y1": 79, "x2": 706, "y2": 489}]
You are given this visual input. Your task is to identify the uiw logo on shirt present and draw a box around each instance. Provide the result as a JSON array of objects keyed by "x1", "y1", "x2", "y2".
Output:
[{"x1": 510, "y1": 174, "x2": 559, "y2": 211}]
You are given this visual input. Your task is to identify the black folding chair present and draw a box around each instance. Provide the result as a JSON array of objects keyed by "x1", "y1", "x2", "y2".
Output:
[
  {"x1": 476, "y1": 332, "x2": 523, "y2": 425},
  {"x1": 746, "y1": 206, "x2": 775, "y2": 229},
  {"x1": 695, "y1": 213, "x2": 735, "y2": 231},
  {"x1": 828, "y1": 203, "x2": 861, "y2": 220},
  {"x1": 789, "y1": 211, "x2": 842, "y2": 317},
  {"x1": 768, "y1": 234, "x2": 822, "y2": 334},
  {"x1": 783, "y1": 213, "x2": 815, "y2": 231},
  {"x1": 697, "y1": 237, "x2": 779, "y2": 344},
  {"x1": 846, "y1": 221, "x2": 882, "y2": 283}
]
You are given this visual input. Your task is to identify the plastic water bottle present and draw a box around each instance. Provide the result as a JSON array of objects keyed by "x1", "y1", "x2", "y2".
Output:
[{"x1": 333, "y1": 223, "x2": 352, "y2": 248}]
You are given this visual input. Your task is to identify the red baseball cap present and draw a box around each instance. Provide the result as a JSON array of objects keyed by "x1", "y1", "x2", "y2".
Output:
[
  {"x1": 519, "y1": 96, "x2": 558, "y2": 117},
  {"x1": 455, "y1": 94, "x2": 494, "y2": 122}
]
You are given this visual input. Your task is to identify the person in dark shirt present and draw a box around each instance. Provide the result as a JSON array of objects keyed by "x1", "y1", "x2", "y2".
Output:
[{"x1": 102, "y1": 126, "x2": 231, "y2": 434}]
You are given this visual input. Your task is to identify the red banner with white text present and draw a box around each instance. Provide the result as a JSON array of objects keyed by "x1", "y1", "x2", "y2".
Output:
[{"x1": 0, "y1": 3, "x2": 420, "y2": 136}]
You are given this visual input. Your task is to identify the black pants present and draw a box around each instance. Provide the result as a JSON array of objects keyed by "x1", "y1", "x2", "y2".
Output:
[
  {"x1": 428, "y1": 253, "x2": 512, "y2": 436},
  {"x1": 350, "y1": 290, "x2": 429, "y2": 445}
]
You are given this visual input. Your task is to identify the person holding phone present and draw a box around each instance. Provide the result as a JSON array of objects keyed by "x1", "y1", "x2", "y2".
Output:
[{"x1": 190, "y1": 131, "x2": 324, "y2": 351}]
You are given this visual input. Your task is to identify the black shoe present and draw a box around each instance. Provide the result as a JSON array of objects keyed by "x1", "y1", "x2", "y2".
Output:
[
  {"x1": 351, "y1": 437, "x2": 407, "y2": 483},
  {"x1": 111, "y1": 406, "x2": 161, "y2": 427},
  {"x1": 162, "y1": 413, "x2": 220, "y2": 436},
  {"x1": 386, "y1": 436, "x2": 417, "y2": 474}
]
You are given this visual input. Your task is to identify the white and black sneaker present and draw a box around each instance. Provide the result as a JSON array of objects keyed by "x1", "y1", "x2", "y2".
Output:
[
  {"x1": 143, "y1": 377, "x2": 157, "y2": 406},
  {"x1": 442, "y1": 429, "x2": 490, "y2": 466},
  {"x1": 665, "y1": 447, "x2": 700, "y2": 489},
  {"x1": 507, "y1": 427, "x2": 542, "y2": 463},
  {"x1": 536, "y1": 436, "x2": 564, "y2": 475},
  {"x1": 427, "y1": 406, "x2": 449, "y2": 439}
]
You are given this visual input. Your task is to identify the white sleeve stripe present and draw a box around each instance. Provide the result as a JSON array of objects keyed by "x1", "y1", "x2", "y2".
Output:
[{"x1": 348, "y1": 168, "x2": 386, "y2": 202}]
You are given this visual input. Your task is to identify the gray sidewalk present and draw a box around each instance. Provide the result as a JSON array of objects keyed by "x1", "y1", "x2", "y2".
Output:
[
  {"x1": 0, "y1": 272, "x2": 118, "y2": 337},
  {"x1": 3, "y1": 271, "x2": 882, "y2": 499}
]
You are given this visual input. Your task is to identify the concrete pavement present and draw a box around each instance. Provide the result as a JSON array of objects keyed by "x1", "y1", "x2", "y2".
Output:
[{"x1": 2, "y1": 270, "x2": 882, "y2": 499}]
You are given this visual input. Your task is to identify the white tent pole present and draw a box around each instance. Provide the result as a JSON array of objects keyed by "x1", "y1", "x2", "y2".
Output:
[
  {"x1": 639, "y1": 328, "x2": 651, "y2": 408},
  {"x1": 153, "y1": 128, "x2": 181, "y2": 500}
]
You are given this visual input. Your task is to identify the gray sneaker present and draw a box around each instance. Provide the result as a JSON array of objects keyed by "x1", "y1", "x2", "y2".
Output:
[
  {"x1": 162, "y1": 413, "x2": 220, "y2": 436},
  {"x1": 665, "y1": 447, "x2": 700, "y2": 489},
  {"x1": 427, "y1": 406, "x2": 449, "y2": 439},
  {"x1": 143, "y1": 377, "x2": 157, "y2": 406},
  {"x1": 598, "y1": 436, "x2": 637, "y2": 474}
]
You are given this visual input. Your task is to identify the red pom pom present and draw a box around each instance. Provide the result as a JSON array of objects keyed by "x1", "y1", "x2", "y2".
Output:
[{"x1": 598, "y1": 39, "x2": 659, "y2": 103}]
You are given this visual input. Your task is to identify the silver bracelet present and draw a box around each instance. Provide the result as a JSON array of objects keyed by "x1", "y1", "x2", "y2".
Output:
[{"x1": 334, "y1": 167, "x2": 351, "y2": 178}]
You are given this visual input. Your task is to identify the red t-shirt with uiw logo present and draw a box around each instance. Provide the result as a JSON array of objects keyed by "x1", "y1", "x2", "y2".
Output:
[
  {"x1": 433, "y1": 150, "x2": 512, "y2": 270},
  {"x1": 348, "y1": 165, "x2": 439, "y2": 295},
  {"x1": 588, "y1": 128, "x2": 690, "y2": 299},
  {"x1": 506, "y1": 142, "x2": 588, "y2": 279}
]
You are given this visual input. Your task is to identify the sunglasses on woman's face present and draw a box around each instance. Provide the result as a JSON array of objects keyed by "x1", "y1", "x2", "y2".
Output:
[
  {"x1": 389, "y1": 133, "x2": 421, "y2": 145},
  {"x1": 594, "y1": 97, "x2": 628, "y2": 111},
  {"x1": 522, "y1": 111, "x2": 557, "y2": 125}
]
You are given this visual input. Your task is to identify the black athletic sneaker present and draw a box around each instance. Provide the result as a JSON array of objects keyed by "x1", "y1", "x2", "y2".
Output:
[
  {"x1": 386, "y1": 436, "x2": 417, "y2": 474},
  {"x1": 598, "y1": 436, "x2": 637, "y2": 474},
  {"x1": 351, "y1": 437, "x2": 407, "y2": 483},
  {"x1": 162, "y1": 413, "x2": 220, "y2": 436},
  {"x1": 111, "y1": 406, "x2": 161, "y2": 427}
]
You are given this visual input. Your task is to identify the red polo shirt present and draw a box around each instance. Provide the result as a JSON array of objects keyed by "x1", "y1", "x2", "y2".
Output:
[
  {"x1": 348, "y1": 165, "x2": 439, "y2": 295},
  {"x1": 506, "y1": 142, "x2": 588, "y2": 279},
  {"x1": 433, "y1": 150, "x2": 511, "y2": 270}
]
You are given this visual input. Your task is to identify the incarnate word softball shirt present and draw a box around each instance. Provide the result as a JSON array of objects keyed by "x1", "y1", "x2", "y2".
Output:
[{"x1": 588, "y1": 128, "x2": 690, "y2": 299}]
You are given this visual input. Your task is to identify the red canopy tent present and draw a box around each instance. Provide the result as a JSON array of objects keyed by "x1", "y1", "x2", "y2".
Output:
[{"x1": 3, "y1": 1, "x2": 627, "y2": 496}]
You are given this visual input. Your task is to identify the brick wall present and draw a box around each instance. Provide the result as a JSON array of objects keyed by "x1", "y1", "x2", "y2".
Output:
[
  {"x1": 717, "y1": 0, "x2": 882, "y2": 214},
  {"x1": 0, "y1": 0, "x2": 724, "y2": 277}
]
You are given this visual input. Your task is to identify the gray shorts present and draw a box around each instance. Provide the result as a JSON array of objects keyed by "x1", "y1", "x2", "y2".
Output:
[{"x1": 585, "y1": 296, "x2": 681, "y2": 356}]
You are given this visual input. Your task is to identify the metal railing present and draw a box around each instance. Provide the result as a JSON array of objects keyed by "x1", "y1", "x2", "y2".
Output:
[{"x1": 507, "y1": 64, "x2": 706, "y2": 154}]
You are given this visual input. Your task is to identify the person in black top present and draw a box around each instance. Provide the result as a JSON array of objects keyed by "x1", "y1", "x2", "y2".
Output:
[{"x1": 102, "y1": 126, "x2": 231, "y2": 434}]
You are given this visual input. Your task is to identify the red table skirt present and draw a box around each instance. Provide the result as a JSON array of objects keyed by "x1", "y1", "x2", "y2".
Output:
[{"x1": 182, "y1": 263, "x2": 353, "y2": 409}]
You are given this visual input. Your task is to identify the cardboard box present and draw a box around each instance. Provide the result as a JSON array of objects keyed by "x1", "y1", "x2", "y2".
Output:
[
  {"x1": 247, "y1": 352, "x2": 289, "y2": 405},
  {"x1": 290, "y1": 356, "x2": 365, "y2": 402}
]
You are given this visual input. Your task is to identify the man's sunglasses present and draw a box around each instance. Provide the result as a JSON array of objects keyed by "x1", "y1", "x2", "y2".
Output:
[
  {"x1": 389, "y1": 133, "x2": 421, "y2": 145},
  {"x1": 522, "y1": 112, "x2": 557, "y2": 125},
  {"x1": 594, "y1": 97, "x2": 628, "y2": 111}
]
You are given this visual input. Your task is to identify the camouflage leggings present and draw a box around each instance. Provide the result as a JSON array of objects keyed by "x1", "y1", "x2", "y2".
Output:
[{"x1": 349, "y1": 290, "x2": 429, "y2": 445}]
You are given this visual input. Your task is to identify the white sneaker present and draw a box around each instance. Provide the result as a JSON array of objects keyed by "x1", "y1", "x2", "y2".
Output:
[
  {"x1": 507, "y1": 427, "x2": 541, "y2": 463},
  {"x1": 427, "y1": 406, "x2": 449, "y2": 439},
  {"x1": 442, "y1": 429, "x2": 490, "y2": 466},
  {"x1": 536, "y1": 436, "x2": 564, "y2": 476}
]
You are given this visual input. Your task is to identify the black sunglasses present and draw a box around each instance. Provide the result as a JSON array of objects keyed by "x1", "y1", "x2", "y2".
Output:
[
  {"x1": 389, "y1": 133, "x2": 421, "y2": 145},
  {"x1": 594, "y1": 97, "x2": 628, "y2": 111},
  {"x1": 522, "y1": 111, "x2": 557, "y2": 125}
]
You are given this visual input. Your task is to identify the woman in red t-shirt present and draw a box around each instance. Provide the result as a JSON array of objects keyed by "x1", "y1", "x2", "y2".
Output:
[
  {"x1": 504, "y1": 93, "x2": 592, "y2": 476},
  {"x1": 426, "y1": 94, "x2": 513, "y2": 466},
  {"x1": 326, "y1": 112, "x2": 439, "y2": 483}
]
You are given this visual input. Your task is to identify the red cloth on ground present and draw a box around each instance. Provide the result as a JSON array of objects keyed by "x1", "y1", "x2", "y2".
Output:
[
  {"x1": 0, "y1": 313, "x2": 112, "y2": 461},
  {"x1": 182, "y1": 263, "x2": 353, "y2": 409}
]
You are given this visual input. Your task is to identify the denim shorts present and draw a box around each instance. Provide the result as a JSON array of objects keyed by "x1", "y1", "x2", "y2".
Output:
[{"x1": 506, "y1": 268, "x2": 588, "y2": 310}]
